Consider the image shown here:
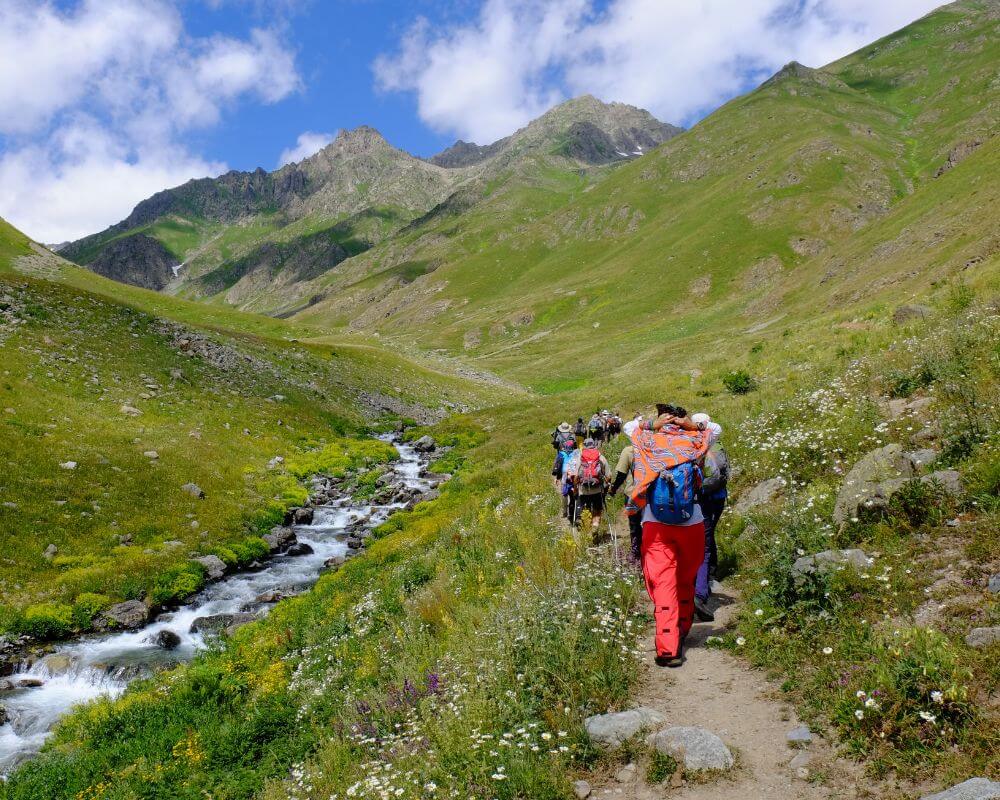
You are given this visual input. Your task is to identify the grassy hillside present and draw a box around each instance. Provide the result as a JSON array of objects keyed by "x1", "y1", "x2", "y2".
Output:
[{"x1": 292, "y1": 0, "x2": 998, "y2": 391}]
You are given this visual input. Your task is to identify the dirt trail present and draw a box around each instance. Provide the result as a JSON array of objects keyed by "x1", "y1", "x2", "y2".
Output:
[{"x1": 590, "y1": 584, "x2": 863, "y2": 800}]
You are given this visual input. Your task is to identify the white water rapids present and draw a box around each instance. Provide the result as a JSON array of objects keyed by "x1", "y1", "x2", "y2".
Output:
[{"x1": 0, "y1": 437, "x2": 433, "y2": 775}]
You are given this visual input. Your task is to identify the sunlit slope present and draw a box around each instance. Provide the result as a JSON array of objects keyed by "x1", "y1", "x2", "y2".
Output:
[{"x1": 293, "y1": 0, "x2": 998, "y2": 388}]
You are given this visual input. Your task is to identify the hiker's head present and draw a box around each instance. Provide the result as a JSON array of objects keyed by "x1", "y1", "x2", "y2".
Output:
[
  {"x1": 577, "y1": 417, "x2": 584, "y2": 423},
  {"x1": 558, "y1": 421, "x2": 572, "y2": 433},
  {"x1": 583, "y1": 437, "x2": 596, "y2": 448},
  {"x1": 691, "y1": 412, "x2": 711, "y2": 427},
  {"x1": 656, "y1": 403, "x2": 685, "y2": 418}
]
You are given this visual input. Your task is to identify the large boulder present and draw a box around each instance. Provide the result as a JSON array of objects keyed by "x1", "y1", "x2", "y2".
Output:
[
  {"x1": 646, "y1": 726, "x2": 735, "y2": 772},
  {"x1": 153, "y1": 629, "x2": 181, "y2": 650},
  {"x1": 413, "y1": 435, "x2": 436, "y2": 453},
  {"x1": 965, "y1": 627, "x2": 1000, "y2": 649},
  {"x1": 792, "y1": 549, "x2": 872, "y2": 583},
  {"x1": 734, "y1": 478, "x2": 785, "y2": 515},
  {"x1": 292, "y1": 507, "x2": 314, "y2": 525},
  {"x1": 584, "y1": 707, "x2": 666, "y2": 748},
  {"x1": 285, "y1": 542, "x2": 314, "y2": 557},
  {"x1": 263, "y1": 525, "x2": 296, "y2": 553},
  {"x1": 833, "y1": 444, "x2": 916, "y2": 526},
  {"x1": 193, "y1": 554, "x2": 227, "y2": 580},
  {"x1": 189, "y1": 612, "x2": 256, "y2": 635},
  {"x1": 100, "y1": 600, "x2": 149, "y2": 630},
  {"x1": 921, "y1": 778, "x2": 1000, "y2": 800}
]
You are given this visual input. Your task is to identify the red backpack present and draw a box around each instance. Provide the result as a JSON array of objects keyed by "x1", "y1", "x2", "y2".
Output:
[{"x1": 577, "y1": 448, "x2": 604, "y2": 490}]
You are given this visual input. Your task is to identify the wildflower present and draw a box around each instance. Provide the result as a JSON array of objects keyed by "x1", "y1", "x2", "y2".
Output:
[
  {"x1": 736, "y1": 636, "x2": 746, "y2": 646},
  {"x1": 865, "y1": 698, "x2": 879, "y2": 709},
  {"x1": 919, "y1": 711, "x2": 937, "y2": 724},
  {"x1": 931, "y1": 691, "x2": 944, "y2": 704},
  {"x1": 822, "y1": 647, "x2": 833, "y2": 655},
  {"x1": 760, "y1": 579, "x2": 770, "y2": 586},
  {"x1": 854, "y1": 710, "x2": 864, "y2": 720},
  {"x1": 856, "y1": 690, "x2": 866, "y2": 699},
  {"x1": 491, "y1": 773, "x2": 507, "y2": 781}
]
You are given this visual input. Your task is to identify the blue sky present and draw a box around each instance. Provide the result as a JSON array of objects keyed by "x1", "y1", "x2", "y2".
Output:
[{"x1": 0, "y1": 0, "x2": 941, "y2": 242}]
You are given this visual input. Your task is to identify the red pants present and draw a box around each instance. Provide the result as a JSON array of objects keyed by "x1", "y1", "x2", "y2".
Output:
[{"x1": 641, "y1": 520, "x2": 705, "y2": 658}]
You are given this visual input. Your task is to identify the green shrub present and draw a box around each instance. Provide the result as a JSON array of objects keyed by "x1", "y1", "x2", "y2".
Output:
[
  {"x1": 722, "y1": 369, "x2": 758, "y2": 395},
  {"x1": 71, "y1": 593, "x2": 112, "y2": 628},
  {"x1": 150, "y1": 563, "x2": 206, "y2": 607},
  {"x1": 19, "y1": 603, "x2": 74, "y2": 640},
  {"x1": 647, "y1": 751, "x2": 679, "y2": 783}
]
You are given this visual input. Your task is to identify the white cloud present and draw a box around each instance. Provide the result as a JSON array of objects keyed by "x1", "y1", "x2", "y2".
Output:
[
  {"x1": 278, "y1": 130, "x2": 336, "y2": 167},
  {"x1": 374, "y1": 0, "x2": 942, "y2": 144},
  {"x1": 0, "y1": 0, "x2": 301, "y2": 243}
]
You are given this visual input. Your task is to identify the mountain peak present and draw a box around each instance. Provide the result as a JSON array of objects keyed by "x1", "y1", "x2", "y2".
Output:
[{"x1": 329, "y1": 125, "x2": 391, "y2": 151}]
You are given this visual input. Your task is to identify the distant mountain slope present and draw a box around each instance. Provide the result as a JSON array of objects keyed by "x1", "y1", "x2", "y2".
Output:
[
  {"x1": 290, "y1": 0, "x2": 998, "y2": 388},
  {"x1": 62, "y1": 99, "x2": 680, "y2": 309}
]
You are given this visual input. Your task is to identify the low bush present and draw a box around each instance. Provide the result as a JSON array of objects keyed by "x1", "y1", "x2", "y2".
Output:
[
  {"x1": 149, "y1": 562, "x2": 206, "y2": 607},
  {"x1": 722, "y1": 369, "x2": 758, "y2": 395},
  {"x1": 19, "y1": 603, "x2": 74, "y2": 640},
  {"x1": 71, "y1": 593, "x2": 112, "y2": 628}
]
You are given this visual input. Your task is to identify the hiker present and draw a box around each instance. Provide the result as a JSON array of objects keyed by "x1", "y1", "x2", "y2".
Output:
[
  {"x1": 587, "y1": 412, "x2": 606, "y2": 444},
  {"x1": 691, "y1": 413, "x2": 729, "y2": 623},
  {"x1": 607, "y1": 412, "x2": 623, "y2": 439},
  {"x1": 573, "y1": 416, "x2": 587, "y2": 441},
  {"x1": 566, "y1": 437, "x2": 610, "y2": 530},
  {"x1": 551, "y1": 437, "x2": 578, "y2": 519},
  {"x1": 551, "y1": 421, "x2": 575, "y2": 451},
  {"x1": 629, "y1": 409, "x2": 710, "y2": 667},
  {"x1": 608, "y1": 438, "x2": 642, "y2": 560}
]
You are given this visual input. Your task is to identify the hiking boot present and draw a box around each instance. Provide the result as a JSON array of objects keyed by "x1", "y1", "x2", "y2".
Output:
[
  {"x1": 694, "y1": 598, "x2": 715, "y2": 622},
  {"x1": 655, "y1": 652, "x2": 684, "y2": 668}
]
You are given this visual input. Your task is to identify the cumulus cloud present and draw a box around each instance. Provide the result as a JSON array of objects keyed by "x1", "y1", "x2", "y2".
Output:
[
  {"x1": 277, "y1": 130, "x2": 336, "y2": 167},
  {"x1": 374, "y1": 0, "x2": 942, "y2": 144},
  {"x1": 0, "y1": 0, "x2": 301, "y2": 243}
]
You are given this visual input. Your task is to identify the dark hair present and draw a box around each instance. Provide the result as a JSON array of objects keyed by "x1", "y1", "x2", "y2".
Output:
[{"x1": 656, "y1": 403, "x2": 687, "y2": 418}]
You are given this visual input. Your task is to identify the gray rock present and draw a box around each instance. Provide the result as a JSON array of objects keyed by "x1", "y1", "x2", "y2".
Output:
[
  {"x1": 345, "y1": 536, "x2": 364, "y2": 550},
  {"x1": 734, "y1": 477, "x2": 785, "y2": 514},
  {"x1": 988, "y1": 574, "x2": 1000, "y2": 594},
  {"x1": 266, "y1": 456, "x2": 284, "y2": 470},
  {"x1": 16, "y1": 678, "x2": 43, "y2": 689},
  {"x1": 573, "y1": 780, "x2": 592, "y2": 799},
  {"x1": 263, "y1": 525, "x2": 295, "y2": 553},
  {"x1": 120, "y1": 404, "x2": 142, "y2": 417},
  {"x1": 907, "y1": 448, "x2": 939, "y2": 467},
  {"x1": 786, "y1": 725, "x2": 812, "y2": 744},
  {"x1": 285, "y1": 542, "x2": 314, "y2": 557},
  {"x1": 965, "y1": 627, "x2": 1000, "y2": 649},
  {"x1": 646, "y1": 726, "x2": 734, "y2": 772},
  {"x1": 834, "y1": 444, "x2": 914, "y2": 526},
  {"x1": 323, "y1": 555, "x2": 346, "y2": 570},
  {"x1": 615, "y1": 763, "x2": 638, "y2": 783},
  {"x1": 584, "y1": 707, "x2": 667, "y2": 748},
  {"x1": 924, "y1": 470, "x2": 962, "y2": 496},
  {"x1": 893, "y1": 304, "x2": 933, "y2": 324},
  {"x1": 143, "y1": 450, "x2": 159, "y2": 460},
  {"x1": 100, "y1": 600, "x2": 149, "y2": 630},
  {"x1": 921, "y1": 778, "x2": 1000, "y2": 800},
  {"x1": 193, "y1": 554, "x2": 227, "y2": 580},
  {"x1": 0, "y1": 679, "x2": 15, "y2": 692},
  {"x1": 181, "y1": 482, "x2": 205, "y2": 499},
  {"x1": 43, "y1": 544, "x2": 58, "y2": 559},
  {"x1": 59, "y1": 461, "x2": 77, "y2": 470},
  {"x1": 789, "y1": 751, "x2": 813, "y2": 770},
  {"x1": 0, "y1": 704, "x2": 7, "y2": 726},
  {"x1": 413, "y1": 435, "x2": 436, "y2": 453},
  {"x1": 154, "y1": 629, "x2": 181, "y2": 650},
  {"x1": 189, "y1": 612, "x2": 256, "y2": 635},
  {"x1": 292, "y1": 507, "x2": 314, "y2": 525},
  {"x1": 792, "y1": 548, "x2": 872, "y2": 581}
]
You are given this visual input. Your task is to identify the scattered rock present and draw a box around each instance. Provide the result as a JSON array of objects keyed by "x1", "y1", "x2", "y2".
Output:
[
  {"x1": 267, "y1": 456, "x2": 284, "y2": 470},
  {"x1": 893, "y1": 304, "x2": 933, "y2": 324},
  {"x1": 189, "y1": 612, "x2": 256, "y2": 635},
  {"x1": 59, "y1": 461, "x2": 77, "y2": 470},
  {"x1": 285, "y1": 542, "x2": 314, "y2": 557},
  {"x1": 573, "y1": 780, "x2": 592, "y2": 799},
  {"x1": 413, "y1": 435, "x2": 436, "y2": 453},
  {"x1": 323, "y1": 555, "x2": 346, "y2": 570},
  {"x1": 988, "y1": 574, "x2": 1000, "y2": 594},
  {"x1": 792, "y1": 548, "x2": 872, "y2": 582},
  {"x1": 907, "y1": 448, "x2": 938, "y2": 467},
  {"x1": 834, "y1": 444, "x2": 915, "y2": 525},
  {"x1": 786, "y1": 725, "x2": 812, "y2": 744},
  {"x1": 346, "y1": 536, "x2": 364, "y2": 550},
  {"x1": 0, "y1": 704, "x2": 7, "y2": 725},
  {"x1": 16, "y1": 678, "x2": 44, "y2": 689},
  {"x1": 263, "y1": 525, "x2": 296, "y2": 553},
  {"x1": 734, "y1": 477, "x2": 785, "y2": 514},
  {"x1": 292, "y1": 507, "x2": 314, "y2": 525},
  {"x1": 584, "y1": 707, "x2": 667, "y2": 748},
  {"x1": 254, "y1": 591, "x2": 289, "y2": 604},
  {"x1": 646, "y1": 726, "x2": 734, "y2": 772},
  {"x1": 181, "y1": 482, "x2": 205, "y2": 499},
  {"x1": 100, "y1": 600, "x2": 149, "y2": 630},
  {"x1": 615, "y1": 763, "x2": 638, "y2": 783},
  {"x1": 965, "y1": 627, "x2": 1000, "y2": 649},
  {"x1": 921, "y1": 778, "x2": 1000, "y2": 800},
  {"x1": 143, "y1": 450, "x2": 159, "y2": 460},
  {"x1": 120, "y1": 405, "x2": 142, "y2": 417},
  {"x1": 42, "y1": 544, "x2": 58, "y2": 559},
  {"x1": 789, "y1": 751, "x2": 813, "y2": 770},
  {"x1": 154, "y1": 629, "x2": 181, "y2": 650},
  {"x1": 193, "y1": 555, "x2": 227, "y2": 580}
]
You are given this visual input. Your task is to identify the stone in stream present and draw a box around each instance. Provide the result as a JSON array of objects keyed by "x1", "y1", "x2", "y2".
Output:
[
  {"x1": 254, "y1": 591, "x2": 290, "y2": 604},
  {"x1": 345, "y1": 536, "x2": 364, "y2": 550},
  {"x1": 0, "y1": 679, "x2": 15, "y2": 692},
  {"x1": 584, "y1": 707, "x2": 667, "y2": 748},
  {"x1": 16, "y1": 678, "x2": 44, "y2": 689},
  {"x1": 285, "y1": 542, "x2": 314, "y2": 557},
  {"x1": 965, "y1": 627, "x2": 1000, "y2": 649},
  {"x1": 100, "y1": 600, "x2": 150, "y2": 630},
  {"x1": 786, "y1": 725, "x2": 813, "y2": 744},
  {"x1": 181, "y1": 482, "x2": 205, "y2": 499},
  {"x1": 154, "y1": 630, "x2": 181, "y2": 650},
  {"x1": 0, "y1": 704, "x2": 7, "y2": 726},
  {"x1": 413, "y1": 435, "x2": 436, "y2": 453},
  {"x1": 292, "y1": 507, "x2": 314, "y2": 525},
  {"x1": 921, "y1": 778, "x2": 1000, "y2": 800},
  {"x1": 41, "y1": 654, "x2": 73, "y2": 675},
  {"x1": 263, "y1": 525, "x2": 296, "y2": 553},
  {"x1": 193, "y1": 554, "x2": 227, "y2": 580},
  {"x1": 646, "y1": 726, "x2": 735, "y2": 772},
  {"x1": 189, "y1": 612, "x2": 256, "y2": 635},
  {"x1": 323, "y1": 555, "x2": 345, "y2": 571}
]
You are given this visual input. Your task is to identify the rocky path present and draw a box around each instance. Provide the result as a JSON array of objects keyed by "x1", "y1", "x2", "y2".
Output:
[{"x1": 585, "y1": 583, "x2": 862, "y2": 800}]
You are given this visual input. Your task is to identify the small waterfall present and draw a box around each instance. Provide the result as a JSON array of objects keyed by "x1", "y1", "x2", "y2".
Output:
[{"x1": 0, "y1": 437, "x2": 433, "y2": 775}]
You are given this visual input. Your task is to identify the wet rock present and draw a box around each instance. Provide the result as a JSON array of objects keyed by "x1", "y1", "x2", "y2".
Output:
[
  {"x1": 584, "y1": 706, "x2": 667, "y2": 748},
  {"x1": 345, "y1": 536, "x2": 364, "y2": 550},
  {"x1": 181, "y1": 482, "x2": 205, "y2": 499},
  {"x1": 100, "y1": 600, "x2": 149, "y2": 630},
  {"x1": 292, "y1": 507, "x2": 314, "y2": 525},
  {"x1": 893, "y1": 304, "x2": 932, "y2": 324},
  {"x1": 323, "y1": 555, "x2": 346, "y2": 570},
  {"x1": 413, "y1": 435, "x2": 436, "y2": 453},
  {"x1": 193, "y1": 554, "x2": 227, "y2": 580},
  {"x1": 792, "y1": 549, "x2": 872, "y2": 582},
  {"x1": 573, "y1": 780, "x2": 592, "y2": 799},
  {"x1": 263, "y1": 525, "x2": 296, "y2": 553},
  {"x1": 734, "y1": 477, "x2": 785, "y2": 514},
  {"x1": 0, "y1": 679, "x2": 14, "y2": 692},
  {"x1": 190, "y1": 612, "x2": 256, "y2": 635},
  {"x1": 786, "y1": 725, "x2": 812, "y2": 744},
  {"x1": 154, "y1": 630, "x2": 181, "y2": 650},
  {"x1": 254, "y1": 591, "x2": 289, "y2": 604},
  {"x1": 43, "y1": 544, "x2": 58, "y2": 560},
  {"x1": 16, "y1": 678, "x2": 44, "y2": 688},
  {"x1": 921, "y1": 778, "x2": 1000, "y2": 800},
  {"x1": 0, "y1": 704, "x2": 7, "y2": 725},
  {"x1": 965, "y1": 627, "x2": 1000, "y2": 649},
  {"x1": 41, "y1": 654, "x2": 73, "y2": 675},
  {"x1": 285, "y1": 542, "x2": 314, "y2": 557},
  {"x1": 646, "y1": 726, "x2": 734, "y2": 772}
]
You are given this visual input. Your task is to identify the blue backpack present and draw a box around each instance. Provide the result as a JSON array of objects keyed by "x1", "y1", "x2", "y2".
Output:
[
  {"x1": 557, "y1": 449, "x2": 574, "y2": 476},
  {"x1": 648, "y1": 462, "x2": 701, "y2": 524}
]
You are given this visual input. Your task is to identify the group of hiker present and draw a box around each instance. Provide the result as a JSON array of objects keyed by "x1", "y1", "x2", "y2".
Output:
[{"x1": 549, "y1": 404, "x2": 730, "y2": 668}]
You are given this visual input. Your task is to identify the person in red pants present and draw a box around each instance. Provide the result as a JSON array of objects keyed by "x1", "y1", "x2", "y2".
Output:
[{"x1": 629, "y1": 407, "x2": 710, "y2": 667}]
